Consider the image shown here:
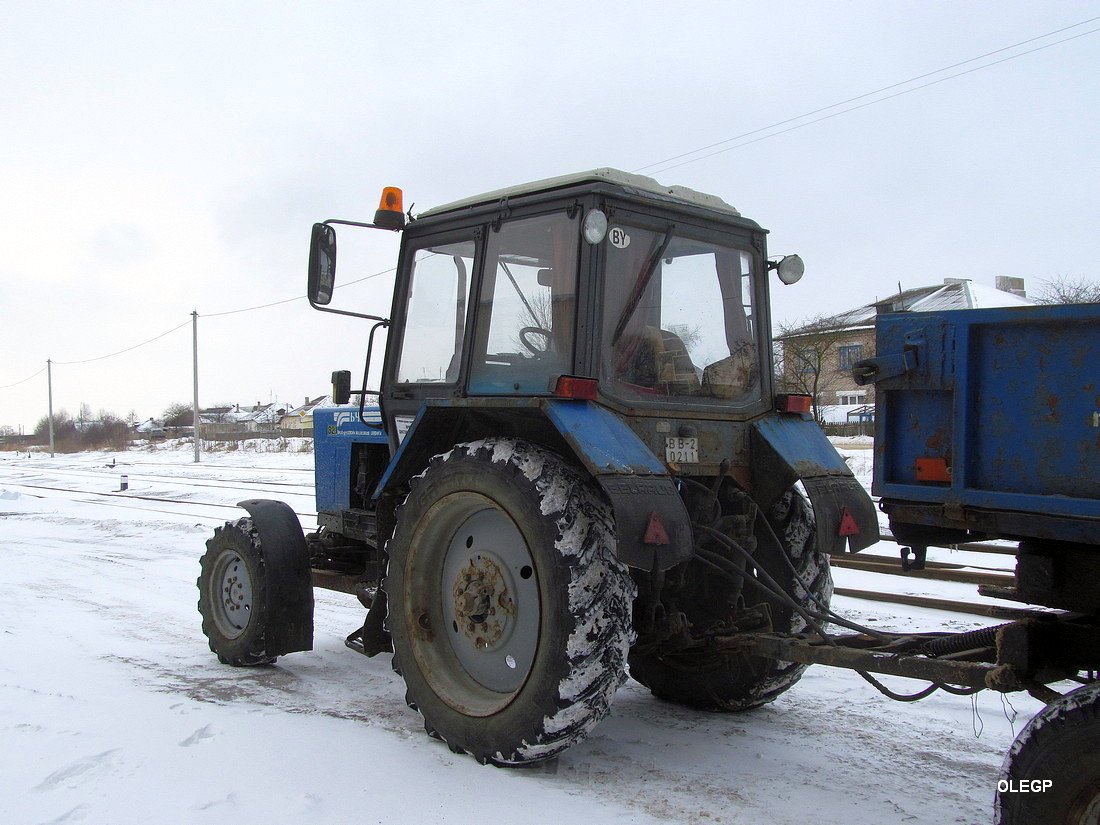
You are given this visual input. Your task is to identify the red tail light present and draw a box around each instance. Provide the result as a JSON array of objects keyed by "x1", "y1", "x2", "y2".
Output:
[
  {"x1": 553, "y1": 376, "x2": 599, "y2": 400},
  {"x1": 776, "y1": 394, "x2": 812, "y2": 414}
]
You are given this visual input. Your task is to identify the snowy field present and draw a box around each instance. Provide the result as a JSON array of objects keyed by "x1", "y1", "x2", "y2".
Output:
[{"x1": 0, "y1": 440, "x2": 1048, "y2": 825}]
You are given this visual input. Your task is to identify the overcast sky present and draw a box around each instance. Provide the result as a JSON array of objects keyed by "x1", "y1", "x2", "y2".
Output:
[{"x1": 2, "y1": 1, "x2": 1098, "y2": 433}]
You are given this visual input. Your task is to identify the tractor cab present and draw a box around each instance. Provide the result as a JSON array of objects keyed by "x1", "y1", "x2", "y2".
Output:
[
  {"x1": 308, "y1": 169, "x2": 868, "y2": 567},
  {"x1": 313, "y1": 171, "x2": 780, "y2": 455},
  {"x1": 377, "y1": 170, "x2": 773, "y2": 432}
]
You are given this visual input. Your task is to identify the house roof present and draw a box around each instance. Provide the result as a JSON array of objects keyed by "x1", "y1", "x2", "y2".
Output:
[
  {"x1": 198, "y1": 403, "x2": 285, "y2": 425},
  {"x1": 782, "y1": 278, "x2": 1034, "y2": 337},
  {"x1": 280, "y1": 396, "x2": 331, "y2": 419}
]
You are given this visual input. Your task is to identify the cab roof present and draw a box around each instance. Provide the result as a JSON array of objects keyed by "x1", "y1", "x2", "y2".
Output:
[{"x1": 417, "y1": 168, "x2": 742, "y2": 220}]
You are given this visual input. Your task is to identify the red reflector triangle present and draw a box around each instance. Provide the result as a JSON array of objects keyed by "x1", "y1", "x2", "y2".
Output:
[
  {"x1": 838, "y1": 506, "x2": 861, "y2": 536},
  {"x1": 643, "y1": 511, "x2": 670, "y2": 545}
]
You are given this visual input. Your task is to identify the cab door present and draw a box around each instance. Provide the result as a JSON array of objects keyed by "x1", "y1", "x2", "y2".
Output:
[{"x1": 382, "y1": 229, "x2": 479, "y2": 452}]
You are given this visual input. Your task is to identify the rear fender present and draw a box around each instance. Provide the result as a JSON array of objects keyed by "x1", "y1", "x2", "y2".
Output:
[
  {"x1": 542, "y1": 401, "x2": 693, "y2": 572},
  {"x1": 751, "y1": 416, "x2": 879, "y2": 554},
  {"x1": 237, "y1": 499, "x2": 314, "y2": 655},
  {"x1": 374, "y1": 400, "x2": 693, "y2": 572}
]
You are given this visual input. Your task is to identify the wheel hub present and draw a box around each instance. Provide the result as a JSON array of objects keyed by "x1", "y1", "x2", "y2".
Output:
[
  {"x1": 432, "y1": 503, "x2": 540, "y2": 697},
  {"x1": 452, "y1": 555, "x2": 516, "y2": 649},
  {"x1": 212, "y1": 553, "x2": 253, "y2": 639}
]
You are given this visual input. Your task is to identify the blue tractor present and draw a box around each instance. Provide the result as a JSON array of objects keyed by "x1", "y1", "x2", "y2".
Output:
[{"x1": 197, "y1": 169, "x2": 879, "y2": 764}]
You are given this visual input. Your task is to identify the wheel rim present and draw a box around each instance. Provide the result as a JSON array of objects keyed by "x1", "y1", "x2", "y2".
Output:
[
  {"x1": 209, "y1": 551, "x2": 254, "y2": 640},
  {"x1": 404, "y1": 492, "x2": 541, "y2": 716}
]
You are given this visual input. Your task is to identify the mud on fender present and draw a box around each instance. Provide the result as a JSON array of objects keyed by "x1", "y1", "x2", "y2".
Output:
[
  {"x1": 751, "y1": 416, "x2": 878, "y2": 555},
  {"x1": 799, "y1": 475, "x2": 879, "y2": 554}
]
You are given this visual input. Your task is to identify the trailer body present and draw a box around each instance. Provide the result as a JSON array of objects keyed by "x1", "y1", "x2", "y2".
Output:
[{"x1": 862, "y1": 301, "x2": 1100, "y2": 610}]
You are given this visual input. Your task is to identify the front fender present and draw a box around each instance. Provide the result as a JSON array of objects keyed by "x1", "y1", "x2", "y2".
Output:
[
  {"x1": 751, "y1": 416, "x2": 879, "y2": 554},
  {"x1": 237, "y1": 499, "x2": 314, "y2": 656}
]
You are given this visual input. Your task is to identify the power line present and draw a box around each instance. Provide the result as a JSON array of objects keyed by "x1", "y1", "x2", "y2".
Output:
[
  {"x1": 1, "y1": 259, "x2": 401, "y2": 386},
  {"x1": 342, "y1": 266, "x2": 398, "y2": 289},
  {"x1": 52, "y1": 319, "x2": 192, "y2": 366},
  {"x1": 203, "y1": 264, "x2": 397, "y2": 318},
  {"x1": 203, "y1": 293, "x2": 306, "y2": 318},
  {"x1": 636, "y1": 16, "x2": 1100, "y2": 176},
  {"x1": 0, "y1": 365, "x2": 47, "y2": 390}
]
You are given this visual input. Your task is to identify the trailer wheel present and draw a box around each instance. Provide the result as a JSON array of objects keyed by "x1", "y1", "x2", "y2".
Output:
[
  {"x1": 996, "y1": 681, "x2": 1100, "y2": 824},
  {"x1": 384, "y1": 438, "x2": 635, "y2": 765},
  {"x1": 630, "y1": 487, "x2": 830, "y2": 710},
  {"x1": 197, "y1": 518, "x2": 276, "y2": 666}
]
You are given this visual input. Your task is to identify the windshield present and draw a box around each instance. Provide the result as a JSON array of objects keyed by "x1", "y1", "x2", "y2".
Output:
[{"x1": 600, "y1": 225, "x2": 761, "y2": 406}]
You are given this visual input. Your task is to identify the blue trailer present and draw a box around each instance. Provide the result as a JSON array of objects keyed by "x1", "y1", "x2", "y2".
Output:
[
  {"x1": 855, "y1": 302, "x2": 1100, "y2": 824},
  {"x1": 860, "y1": 302, "x2": 1100, "y2": 606}
]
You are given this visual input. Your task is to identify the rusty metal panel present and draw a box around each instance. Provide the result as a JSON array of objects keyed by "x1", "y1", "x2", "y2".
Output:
[
  {"x1": 873, "y1": 303, "x2": 1100, "y2": 527},
  {"x1": 968, "y1": 315, "x2": 1100, "y2": 502}
]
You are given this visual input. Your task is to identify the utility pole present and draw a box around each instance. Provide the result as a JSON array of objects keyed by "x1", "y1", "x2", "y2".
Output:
[
  {"x1": 192, "y1": 311, "x2": 201, "y2": 463},
  {"x1": 47, "y1": 359, "x2": 55, "y2": 457}
]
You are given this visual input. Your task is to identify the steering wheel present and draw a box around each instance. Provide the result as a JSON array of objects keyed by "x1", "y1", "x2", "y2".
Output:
[{"x1": 519, "y1": 326, "x2": 552, "y2": 356}]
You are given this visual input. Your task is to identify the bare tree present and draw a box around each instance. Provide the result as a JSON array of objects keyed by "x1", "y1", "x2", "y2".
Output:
[
  {"x1": 1034, "y1": 276, "x2": 1100, "y2": 305},
  {"x1": 775, "y1": 314, "x2": 859, "y2": 423},
  {"x1": 163, "y1": 402, "x2": 194, "y2": 427},
  {"x1": 36, "y1": 409, "x2": 73, "y2": 438},
  {"x1": 32, "y1": 408, "x2": 130, "y2": 451},
  {"x1": 666, "y1": 323, "x2": 702, "y2": 352}
]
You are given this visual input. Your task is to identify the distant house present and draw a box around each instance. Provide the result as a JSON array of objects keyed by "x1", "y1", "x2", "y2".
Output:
[
  {"x1": 777, "y1": 276, "x2": 1033, "y2": 423},
  {"x1": 279, "y1": 396, "x2": 331, "y2": 437},
  {"x1": 197, "y1": 402, "x2": 288, "y2": 439},
  {"x1": 134, "y1": 418, "x2": 167, "y2": 439}
]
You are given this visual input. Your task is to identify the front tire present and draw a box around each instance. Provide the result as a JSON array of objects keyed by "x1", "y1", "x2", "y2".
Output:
[
  {"x1": 385, "y1": 438, "x2": 635, "y2": 765},
  {"x1": 198, "y1": 518, "x2": 276, "y2": 666}
]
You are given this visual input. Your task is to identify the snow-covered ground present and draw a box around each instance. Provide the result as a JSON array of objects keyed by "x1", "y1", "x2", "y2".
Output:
[{"x1": 0, "y1": 440, "x2": 1047, "y2": 825}]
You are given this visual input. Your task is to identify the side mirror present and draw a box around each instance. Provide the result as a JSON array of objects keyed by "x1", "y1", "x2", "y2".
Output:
[
  {"x1": 308, "y1": 223, "x2": 337, "y2": 305},
  {"x1": 331, "y1": 370, "x2": 351, "y2": 405}
]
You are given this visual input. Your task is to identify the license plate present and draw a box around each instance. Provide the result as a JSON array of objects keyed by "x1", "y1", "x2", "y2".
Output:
[{"x1": 665, "y1": 436, "x2": 699, "y2": 464}]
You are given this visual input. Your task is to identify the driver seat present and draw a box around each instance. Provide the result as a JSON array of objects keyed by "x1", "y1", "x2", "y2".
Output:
[{"x1": 619, "y1": 326, "x2": 700, "y2": 394}]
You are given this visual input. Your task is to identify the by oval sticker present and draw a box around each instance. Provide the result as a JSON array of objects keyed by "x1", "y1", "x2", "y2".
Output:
[{"x1": 609, "y1": 227, "x2": 631, "y2": 249}]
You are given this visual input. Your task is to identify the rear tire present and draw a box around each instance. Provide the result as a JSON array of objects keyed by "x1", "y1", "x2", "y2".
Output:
[
  {"x1": 198, "y1": 518, "x2": 276, "y2": 666},
  {"x1": 385, "y1": 438, "x2": 635, "y2": 765},
  {"x1": 996, "y1": 681, "x2": 1100, "y2": 824},
  {"x1": 630, "y1": 488, "x2": 830, "y2": 710}
]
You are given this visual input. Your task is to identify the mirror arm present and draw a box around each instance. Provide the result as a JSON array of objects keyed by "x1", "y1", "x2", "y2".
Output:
[
  {"x1": 324, "y1": 218, "x2": 401, "y2": 231},
  {"x1": 309, "y1": 217, "x2": 400, "y2": 320},
  {"x1": 307, "y1": 299, "x2": 388, "y2": 323}
]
